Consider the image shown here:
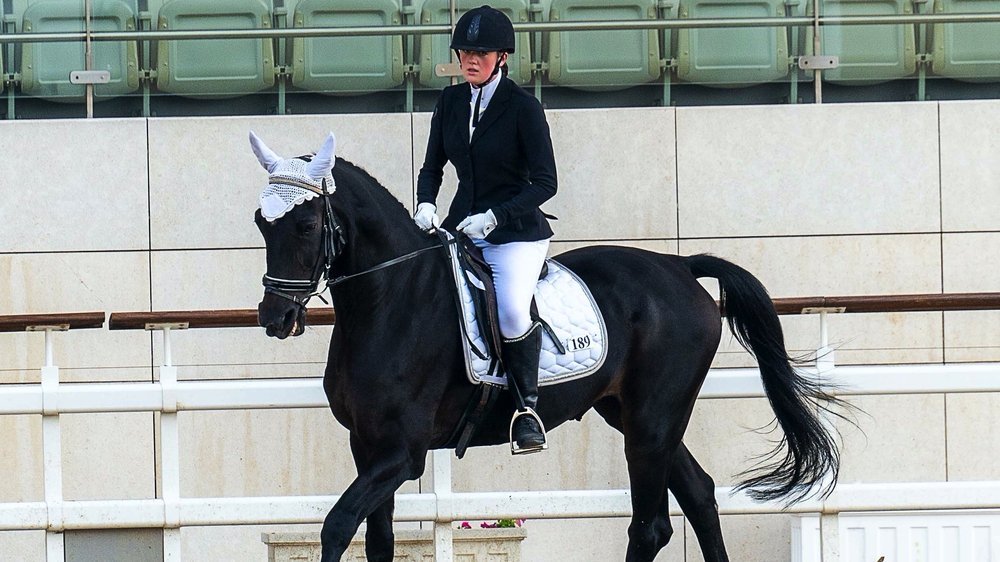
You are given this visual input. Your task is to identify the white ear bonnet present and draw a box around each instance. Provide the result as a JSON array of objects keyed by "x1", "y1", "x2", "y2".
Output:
[{"x1": 250, "y1": 131, "x2": 337, "y2": 222}]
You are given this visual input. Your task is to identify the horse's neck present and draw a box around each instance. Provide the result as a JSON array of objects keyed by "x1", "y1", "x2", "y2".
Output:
[{"x1": 329, "y1": 181, "x2": 449, "y2": 326}]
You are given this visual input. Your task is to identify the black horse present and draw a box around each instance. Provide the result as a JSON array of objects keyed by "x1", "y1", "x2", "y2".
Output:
[{"x1": 251, "y1": 133, "x2": 842, "y2": 562}]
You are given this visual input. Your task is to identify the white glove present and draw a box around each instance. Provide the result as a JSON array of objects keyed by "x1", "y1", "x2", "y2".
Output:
[
  {"x1": 413, "y1": 202, "x2": 440, "y2": 232},
  {"x1": 456, "y1": 210, "x2": 498, "y2": 240}
]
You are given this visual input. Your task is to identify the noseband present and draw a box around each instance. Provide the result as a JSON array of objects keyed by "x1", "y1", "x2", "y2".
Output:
[{"x1": 261, "y1": 177, "x2": 346, "y2": 308}]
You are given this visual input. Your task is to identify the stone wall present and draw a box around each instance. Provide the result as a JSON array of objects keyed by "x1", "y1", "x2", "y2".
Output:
[{"x1": 0, "y1": 100, "x2": 997, "y2": 561}]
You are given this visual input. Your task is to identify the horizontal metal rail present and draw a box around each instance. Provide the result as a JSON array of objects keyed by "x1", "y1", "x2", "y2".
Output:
[
  {"x1": 107, "y1": 308, "x2": 334, "y2": 330},
  {"x1": 0, "y1": 312, "x2": 105, "y2": 333},
  {"x1": 1, "y1": 362, "x2": 997, "y2": 415},
  {"x1": 2, "y1": 482, "x2": 1000, "y2": 531},
  {"x1": 101, "y1": 292, "x2": 1000, "y2": 330},
  {"x1": 1, "y1": 12, "x2": 999, "y2": 44}
]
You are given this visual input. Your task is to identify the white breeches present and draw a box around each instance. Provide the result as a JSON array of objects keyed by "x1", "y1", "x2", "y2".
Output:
[{"x1": 473, "y1": 238, "x2": 551, "y2": 339}]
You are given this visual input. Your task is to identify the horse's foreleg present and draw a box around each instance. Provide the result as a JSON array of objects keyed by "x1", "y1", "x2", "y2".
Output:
[
  {"x1": 667, "y1": 443, "x2": 729, "y2": 562},
  {"x1": 350, "y1": 435, "x2": 396, "y2": 562},
  {"x1": 363, "y1": 497, "x2": 395, "y2": 562},
  {"x1": 319, "y1": 450, "x2": 421, "y2": 562}
]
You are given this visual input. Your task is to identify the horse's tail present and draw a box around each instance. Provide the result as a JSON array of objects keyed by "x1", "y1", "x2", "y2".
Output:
[{"x1": 684, "y1": 253, "x2": 843, "y2": 504}]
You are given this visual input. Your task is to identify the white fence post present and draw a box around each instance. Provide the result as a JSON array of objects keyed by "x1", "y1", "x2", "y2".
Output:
[
  {"x1": 37, "y1": 327, "x2": 66, "y2": 562},
  {"x1": 432, "y1": 449, "x2": 454, "y2": 562},
  {"x1": 157, "y1": 326, "x2": 183, "y2": 561},
  {"x1": 816, "y1": 310, "x2": 838, "y2": 561}
]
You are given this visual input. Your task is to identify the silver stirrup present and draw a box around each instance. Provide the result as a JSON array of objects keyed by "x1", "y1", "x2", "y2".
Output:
[{"x1": 509, "y1": 408, "x2": 548, "y2": 455}]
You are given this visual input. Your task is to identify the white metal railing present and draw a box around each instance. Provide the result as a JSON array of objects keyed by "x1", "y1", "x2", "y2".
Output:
[{"x1": 1, "y1": 312, "x2": 1000, "y2": 561}]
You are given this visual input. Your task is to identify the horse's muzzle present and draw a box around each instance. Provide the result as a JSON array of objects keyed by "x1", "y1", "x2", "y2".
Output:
[{"x1": 258, "y1": 295, "x2": 307, "y2": 339}]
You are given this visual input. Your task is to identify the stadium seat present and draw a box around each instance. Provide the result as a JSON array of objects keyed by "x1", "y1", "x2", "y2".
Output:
[
  {"x1": 806, "y1": 0, "x2": 917, "y2": 84},
  {"x1": 19, "y1": 0, "x2": 139, "y2": 102},
  {"x1": 289, "y1": 0, "x2": 403, "y2": 95},
  {"x1": 418, "y1": 0, "x2": 533, "y2": 89},
  {"x1": 930, "y1": 0, "x2": 1000, "y2": 82},
  {"x1": 676, "y1": 0, "x2": 790, "y2": 87},
  {"x1": 155, "y1": 0, "x2": 275, "y2": 98},
  {"x1": 547, "y1": 0, "x2": 661, "y2": 91}
]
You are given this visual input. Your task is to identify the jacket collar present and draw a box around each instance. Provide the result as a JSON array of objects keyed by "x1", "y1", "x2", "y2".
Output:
[{"x1": 470, "y1": 77, "x2": 513, "y2": 145}]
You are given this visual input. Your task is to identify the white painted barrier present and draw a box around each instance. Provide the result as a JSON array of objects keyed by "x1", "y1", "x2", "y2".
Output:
[{"x1": 1, "y1": 319, "x2": 999, "y2": 561}]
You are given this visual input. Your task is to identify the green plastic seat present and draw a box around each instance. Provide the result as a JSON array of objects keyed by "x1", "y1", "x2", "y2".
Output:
[
  {"x1": 547, "y1": 0, "x2": 661, "y2": 91},
  {"x1": 676, "y1": 0, "x2": 790, "y2": 87},
  {"x1": 930, "y1": 0, "x2": 1000, "y2": 82},
  {"x1": 418, "y1": 0, "x2": 533, "y2": 89},
  {"x1": 289, "y1": 0, "x2": 403, "y2": 95},
  {"x1": 20, "y1": 0, "x2": 139, "y2": 102},
  {"x1": 806, "y1": 0, "x2": 916, "y2": 84},
  {"x1": 156, "y1": 0, "x2": 275, "y2": 98}
]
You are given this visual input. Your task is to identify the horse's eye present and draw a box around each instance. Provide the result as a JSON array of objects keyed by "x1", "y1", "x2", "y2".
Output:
[{"x1": 297, "y1": 222, "x2": 318, "y2": 236}]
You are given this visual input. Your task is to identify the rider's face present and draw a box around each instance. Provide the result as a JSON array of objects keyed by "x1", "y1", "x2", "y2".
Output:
[{"x1": 459, "y1": 50, "x2": 505, "y2": 84}]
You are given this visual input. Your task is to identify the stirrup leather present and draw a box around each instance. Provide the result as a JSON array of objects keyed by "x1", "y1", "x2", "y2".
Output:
[{"x1": 509, "y1": 408, "x2": 547, "y2": 455}]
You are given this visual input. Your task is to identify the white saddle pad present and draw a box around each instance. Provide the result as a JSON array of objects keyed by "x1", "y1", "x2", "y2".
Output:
[{"x1": 446, "y1": 236, "x2": 608, "y2": 387}]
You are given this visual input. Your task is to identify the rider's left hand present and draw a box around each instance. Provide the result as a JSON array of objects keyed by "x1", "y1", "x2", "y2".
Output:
[{"x1": 457, "y1": 210, "x2": 498, "y2": 240}]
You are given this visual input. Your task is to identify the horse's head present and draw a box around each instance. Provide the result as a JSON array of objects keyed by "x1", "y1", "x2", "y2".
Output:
[{"x1": 250, "y1": 131, "x2": 344, "y2": 339}]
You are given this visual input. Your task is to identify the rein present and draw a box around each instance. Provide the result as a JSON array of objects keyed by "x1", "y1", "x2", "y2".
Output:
[
  {"x1": 327, "y1": 242, "x2": 450, "y2": 288},
  {"x1": 262, "y1": 181, "x2": 454, "y2": 306}
]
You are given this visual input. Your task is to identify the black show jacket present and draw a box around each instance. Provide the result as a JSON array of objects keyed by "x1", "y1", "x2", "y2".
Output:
[{"x1": 417, "y1": 77, "x2": 557, "y2": 244}]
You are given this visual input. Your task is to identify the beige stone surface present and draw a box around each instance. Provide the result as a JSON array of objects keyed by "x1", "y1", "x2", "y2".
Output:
[
  {"x1": 0, "y1": 415, "x2": 42, "y2": 502},
  {"x1": 413, "y1": 108, "x2": 678, "y2": 242},
  {"x1": 682, "y1": 235, "x2": 945, "y2": 367},
  {"x1": 679, "y1": 235, "x2": 942, "y2": 298},
  {"x1": 945, "y1": 392, "x2": 1000, "y2": 481},
  {"x1": 545, "y1": 108, "x2": 677, "y2": 241},
  {"x1": 62, "y1": 413, "x2": 156, "y2": 500},
  {"x1": 2, "y1": 103, "x2": 999, "y2": 562},
  {"x1": 685, "y1": 513, "x2": 793, "y2": 562},
  {"x1": 549, "y1": 239, "x2": 678, "y2": 257},
  {"x1": 676, "y1": 103, "x2": 940, "y2": 238},
  {"x1": 939, "y1": 101, "x2": 1000, "y2": 232},
  {"x1": 0, "y1": 252, "x2": 152, "y2": 383},
  {"x1": 184, "y1": 524, "x2": 320, "y2": 562},
  {"x1": 943, "y1": 233, "x2": 1000, "y2": 362},
  {"x1": 175, "y1": 409, "x2": 422, "y2": 498},
  {"x1": 149, "y1": 249, "x2": 332, "y2": 379},
  {"x1": 835, "y1": 394, "x2": 947, "y2": 483},
  {"x1": 148, "y1": 114, "x2": 414, "y2": 250},
  {"x1": 0, "y1": 119, "x2": 149, "y2": 253},
  {"x1": 523, "y1": 517, "x2": 686, "y2": 561},
  {"x1": 0, "y1": 531, "x2": 45, "y2": 562}
]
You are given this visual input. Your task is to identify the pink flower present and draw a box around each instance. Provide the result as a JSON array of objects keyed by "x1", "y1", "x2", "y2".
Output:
[{"x1": 459, "y1": 521, "x2": 471, "y2": 529}]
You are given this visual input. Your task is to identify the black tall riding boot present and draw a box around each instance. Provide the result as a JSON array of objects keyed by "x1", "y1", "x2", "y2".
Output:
[{"x1": 501, "y1": 322, "x2": 547, "y2": 454}]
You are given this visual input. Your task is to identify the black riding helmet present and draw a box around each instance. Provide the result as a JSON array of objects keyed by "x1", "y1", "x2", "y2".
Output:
[{"x1": 450, "y1": 5, "x2": 515, "y2": 54}]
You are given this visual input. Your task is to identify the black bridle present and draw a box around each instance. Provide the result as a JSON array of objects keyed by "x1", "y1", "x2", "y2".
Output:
[
  {"x1": 261, "y1": 177, "x2": 452, "y2": 309},
  {"x1": 261, "y1": 177, "x2": 346, "y2": 307}
]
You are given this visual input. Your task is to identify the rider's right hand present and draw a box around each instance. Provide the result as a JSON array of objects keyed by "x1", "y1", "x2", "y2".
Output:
[{"x1": 413, "y1": 202, "x2": 440, "y2": 232}]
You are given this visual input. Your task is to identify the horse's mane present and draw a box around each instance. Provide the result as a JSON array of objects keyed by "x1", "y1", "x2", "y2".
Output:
[{"x1": 333, "y1": 157, "x2": 412, "y2": 221}]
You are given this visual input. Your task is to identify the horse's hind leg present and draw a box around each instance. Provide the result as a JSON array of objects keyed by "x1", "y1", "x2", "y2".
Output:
[
  {"x1": 668, "y1": 444, "x2": 729, "y2": 562},
  {"x1": 595, "y1": 399, "x2": 728, "y2": 561},
  {"x1": 594, "y1": 398, "x2": 681, "y2": 562}
]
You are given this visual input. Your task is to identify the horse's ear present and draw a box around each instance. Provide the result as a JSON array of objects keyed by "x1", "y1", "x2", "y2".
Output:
[
  {"x1": 306, "y1": 132, "x2": 336, "y2": 179},
  {"x1": 249, "y1": 130, "x2": 281, "y2": 173}
]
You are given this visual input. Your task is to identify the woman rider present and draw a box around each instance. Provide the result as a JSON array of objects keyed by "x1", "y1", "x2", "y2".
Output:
[{"x1": 413, "y1": 5, "x2": 557, "y2": 454}]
